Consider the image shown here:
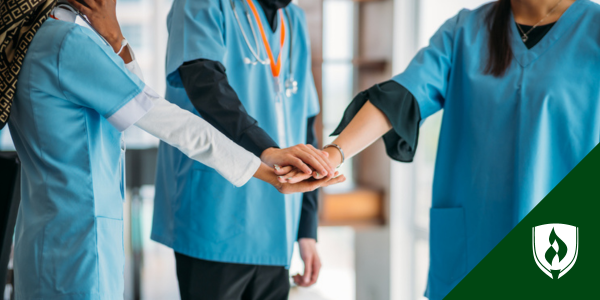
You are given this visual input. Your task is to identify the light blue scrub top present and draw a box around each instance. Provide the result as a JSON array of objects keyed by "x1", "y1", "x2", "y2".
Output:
[
  {"x1": 8, "y1": 19, "x2": 145, "y2": 300},
  {"x1": 394, "y1": 1, "x2": 600, "y2": 299},
  {"x1": 151, "y1": 0, "x2": 319, "y2": 267}
]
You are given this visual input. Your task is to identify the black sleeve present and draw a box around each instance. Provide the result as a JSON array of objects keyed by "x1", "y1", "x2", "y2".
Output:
[
  {"x1": 297, "y1": 116, "x2": 319, "y2": 241},
  {"x1": 331, "y1": 80, "x2": 421, "y2": 162},
  {"x1": 178, "y1": 59, "x2": 279, "y2": 157}
]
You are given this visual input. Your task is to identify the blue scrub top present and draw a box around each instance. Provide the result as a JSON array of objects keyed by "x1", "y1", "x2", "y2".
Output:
[
  {"x1": 8, "y1": 19, "x2": 145, "y2": 300},
  {"x1": 393, "y1": 1, "x2": 600, "y2": 298},
  {"x1": 151, "y1": 0, "x2": 319, "y2": 267}
]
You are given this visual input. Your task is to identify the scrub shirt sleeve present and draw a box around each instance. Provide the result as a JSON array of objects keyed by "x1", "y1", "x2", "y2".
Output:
[
  {"x1": 177, "y1": 0, "x2": 227, "y2": 67},
  {"x1": 391, "y1": 13, "x2": 458, "y2": 120},
  {"x1": 298, "y1": 116, "x2": 319, "y2": 240},
  {"x1": 58, "y1": 26, "x2": 150, "y2": 132},
  {"x1": 179, "y1": 59, "x2": 279, "y2": 157},
  {"x1": 331, "y1": 81, "x2": 421, "y2": 162}
]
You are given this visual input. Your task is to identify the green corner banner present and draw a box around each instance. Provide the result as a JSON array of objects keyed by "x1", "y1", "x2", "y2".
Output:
[{"x1": 445, "y1": 145, "x2": 600, "y2": 299}]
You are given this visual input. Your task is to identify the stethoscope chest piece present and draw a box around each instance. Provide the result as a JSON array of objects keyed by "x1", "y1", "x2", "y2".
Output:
[
  {"x1": 244, "y1": 57, "x2": 270, "y2": 65},
  {"x1": 285, "y1": 78, "x2": 298, "y2": 97}
]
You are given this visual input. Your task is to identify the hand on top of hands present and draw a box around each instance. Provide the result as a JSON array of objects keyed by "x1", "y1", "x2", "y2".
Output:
[
  {"x1": 260, "y1": 144, "x2": 344, "y2": 192},
  {"x1": 261, "y1": 144, "x2": 337, "y2": 180},
  {"x1": 274, "y1": 145, "x2": 343, "y2": 185}
]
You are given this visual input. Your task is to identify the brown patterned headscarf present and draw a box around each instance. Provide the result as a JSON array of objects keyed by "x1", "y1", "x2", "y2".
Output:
[{"x1": 0, "y1": 0, "x2": 55, "y2": 129}]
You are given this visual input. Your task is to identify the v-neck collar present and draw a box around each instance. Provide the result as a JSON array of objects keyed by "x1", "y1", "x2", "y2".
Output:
[{"x1": 509, "y1": 0, "x2": 589, "y2": 68}]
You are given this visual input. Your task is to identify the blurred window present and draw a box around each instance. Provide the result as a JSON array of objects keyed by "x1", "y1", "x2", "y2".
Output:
[
  {"x1": 121, "y1": 24, "x2": 144, "y2": 49},
  {"x1": 321, "y1": 0, "x2": 355, "y2": 191}
]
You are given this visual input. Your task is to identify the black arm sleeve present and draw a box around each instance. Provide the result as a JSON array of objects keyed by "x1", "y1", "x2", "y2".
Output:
[
  {"x1": 179, "y1": 59, "x2": 279, "y2": 157},
  {"x1": 297, "y1": 116, "x2": 319, "y2": 241},
  {"x1": 331, "y1": 80, "x2": 421, "y2": 162}
]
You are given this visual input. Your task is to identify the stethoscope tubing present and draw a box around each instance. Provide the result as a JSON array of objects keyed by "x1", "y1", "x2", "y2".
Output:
[{"x1": 230, "y1": 0, "x2": 294, "y2": 80}]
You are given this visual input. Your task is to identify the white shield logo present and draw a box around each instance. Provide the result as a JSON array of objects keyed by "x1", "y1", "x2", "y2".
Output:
[{"x1": 532, "y1": 223, "x2": 578, "y2": 279}]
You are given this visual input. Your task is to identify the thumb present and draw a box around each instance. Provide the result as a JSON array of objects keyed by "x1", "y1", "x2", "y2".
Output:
[
  {"x1": 273, "y1": 165, "x2": 293, "y2": 175},
  {"x1": 303, "y1": 255, "x2": 313, "y2": 284}
]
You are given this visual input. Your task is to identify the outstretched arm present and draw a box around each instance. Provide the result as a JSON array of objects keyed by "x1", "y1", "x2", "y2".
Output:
[
  {"x1": 134, "y1": 86, "x2": 345, "y2": 192},
  {"x1": 325, "y1": 101, "x2": 392, "y2": 166},
  {"x1": 179, "y1": 60, "x2": 334, "y2": 178}
]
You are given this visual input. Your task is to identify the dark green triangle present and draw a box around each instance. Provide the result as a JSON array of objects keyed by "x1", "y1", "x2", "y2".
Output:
[{"x1": 444, "y1": 145, "x2": 600, "y2": 299}]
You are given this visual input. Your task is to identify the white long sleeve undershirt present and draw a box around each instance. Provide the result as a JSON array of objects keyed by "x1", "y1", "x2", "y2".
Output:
[{"x1": 132, "y1": 86, "x2": 261, "y2": 187}]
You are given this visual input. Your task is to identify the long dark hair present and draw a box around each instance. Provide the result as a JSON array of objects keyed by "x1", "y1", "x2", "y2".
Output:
[{"x1": 485, "y1": 0, "x2": 513, "y2": 77}]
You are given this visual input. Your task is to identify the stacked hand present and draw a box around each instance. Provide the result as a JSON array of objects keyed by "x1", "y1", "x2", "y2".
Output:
[
  {"x1": 256, "y1": 144, "x2": 345, "y2": 194},
  {"x1": 273, "y1": 145, "x2": 344, "y2": 185}
]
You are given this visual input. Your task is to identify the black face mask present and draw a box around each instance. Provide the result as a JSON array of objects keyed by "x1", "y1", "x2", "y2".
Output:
[
  {"x1": 258, "y1": 0, "x2": 292, "y2": 10},
  {"x1": 256, "y1": 0, "x2": 291, "y2": 31}
]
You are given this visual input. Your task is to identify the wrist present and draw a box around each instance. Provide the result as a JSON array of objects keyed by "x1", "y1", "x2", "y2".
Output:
[
  {"x1": 254, "y1": 163, "x2": 281, "y2": 188},
  {"x1": 323, "y1": 147, "x2": 342, "y2": 168},
  {"x1": 106, "y1": 33, "x2": 124, "y2": 53},
  {"x1": 299, "y1": 238, "x2": 316, "y2": 244},
  {"x1": 260, "y1": 147, "x2": 277, "y2": 163}
]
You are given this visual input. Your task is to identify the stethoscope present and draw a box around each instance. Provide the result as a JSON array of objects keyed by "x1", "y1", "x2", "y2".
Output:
[{"x1": 230, "y1": 0, "x2": 298, "y2": 97}]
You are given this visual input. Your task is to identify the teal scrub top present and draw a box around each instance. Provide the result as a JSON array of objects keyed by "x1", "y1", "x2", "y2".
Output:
[
  {"x1": 393, "y1": 1, "x2": 600, "y2": 298},
  {"x1": 8, "y1": 19, "x2": 146, "y2": 300},
  {"x1": 151, "y1": 0, "x2": 319, "y2": 267}
]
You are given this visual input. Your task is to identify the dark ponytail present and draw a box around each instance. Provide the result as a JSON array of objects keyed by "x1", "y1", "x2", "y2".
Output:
[{"x1": 485, "y1": 0, "x2": 513, "y2": 77}]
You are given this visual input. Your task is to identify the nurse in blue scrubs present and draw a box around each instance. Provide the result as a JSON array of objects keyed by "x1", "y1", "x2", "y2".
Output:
[
  {"x1": 152, "y1": 0, "x2": 328, "y2": 298},
  {"x1": 0, "y1": 0, "x2": 344, "y2": 299},
  {"x1": 283, "y1": 0, "x2": 600, "y2": 299}
]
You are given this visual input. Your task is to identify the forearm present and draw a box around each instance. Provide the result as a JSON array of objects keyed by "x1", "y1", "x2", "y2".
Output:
[
  {"x1": 327, "y1": 101, "x2": 392, "y2": 166},
  {"x1": 179, "y1": 59, "x2": 278, "y2": 157},
  {"x1": 134, "y1": 86, "x2": 261, "y2": 187}
]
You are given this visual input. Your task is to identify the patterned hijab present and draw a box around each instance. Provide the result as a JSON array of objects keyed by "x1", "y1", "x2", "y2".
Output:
[{"x1": 0, "y1": 0, "x2": 56, "y2": 129}]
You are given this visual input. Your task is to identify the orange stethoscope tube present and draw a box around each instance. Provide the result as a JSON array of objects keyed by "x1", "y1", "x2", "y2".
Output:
[{"x1": 245, "y1": 0, "x2": 286, "y2": 78}]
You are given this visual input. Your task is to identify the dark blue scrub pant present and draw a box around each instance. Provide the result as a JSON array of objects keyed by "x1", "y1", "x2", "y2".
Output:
[{"x1": 175, "y1": 252, "x2": 290, "y2": 300}]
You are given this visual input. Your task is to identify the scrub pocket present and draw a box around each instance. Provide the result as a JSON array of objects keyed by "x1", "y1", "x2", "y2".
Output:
[
  {"x1": 429, "y1": 207, "x2": 467, "y2": 284},
  {"x1": 96, "y1": 217, "x2": 125, "y2": 296},
  {"x1": 189, "y1": 169, "x2": 245, "y2": 243}
]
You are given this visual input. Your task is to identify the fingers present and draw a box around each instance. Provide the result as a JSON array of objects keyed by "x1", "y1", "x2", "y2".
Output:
[
  {"x1": 276, "y1": 166, "x2": 323, "y2": 183},
  {"x1": 279, "y1": 172, "x2": 345, "y2": 194},
  {"x1": 302, "y1": 255, "x2": 313, "y2": 286},
  {"x1": 312, "y1": 169, "x2": 326, "y2": 179},
  {"x1": 81, "y1": 0, "x2": 99, "y2": 10},
  {"x1": 68, "y1": 0, "x2": 92, "y2": 15},
  {"x1": 277, "y1": 169, "x2": 298, "y2": 183},
  {"x1": 279, "y1": 169, "x2": 312, "y2": 184},
  {"x1": 308, "y1": 255, "x2": 321, "y2": 286},
  {"x1": 292, "y1": 151, "x2": 325, "y2": 176},
  {"x1": 299, "y1": 254, "x2": 320, "y2": 286},
  {"x1": 273, "y1": 164, "x2": 292, "y2": 176},
  {"x1": 292, "y1": 274, "x2": 304, "y2": 286},
  {"x1": 301, "y1": 145, "x2": 335, "y2": 177},
  {"x1": 313, "y1": 172, "x2": 346, "y2": 189},
  {"x1": 285, "y1": 156, "x2": 313, "y2": 175},
  {"x1": 307, "y1": 144, "x2": 332, "y2": 167}
]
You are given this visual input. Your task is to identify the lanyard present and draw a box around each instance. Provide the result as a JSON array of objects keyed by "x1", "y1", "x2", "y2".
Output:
[{"x1": 245, "y1": 0, "x2": 286, "y2": 78}]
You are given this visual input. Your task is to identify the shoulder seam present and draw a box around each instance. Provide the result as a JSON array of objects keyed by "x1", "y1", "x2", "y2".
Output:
[
  {"x1": 57, "y1": 25, "x2": 79, "y2": 101},
  {"x1": 57, "y1": 25, "x2": 144, "y2": 116}
]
